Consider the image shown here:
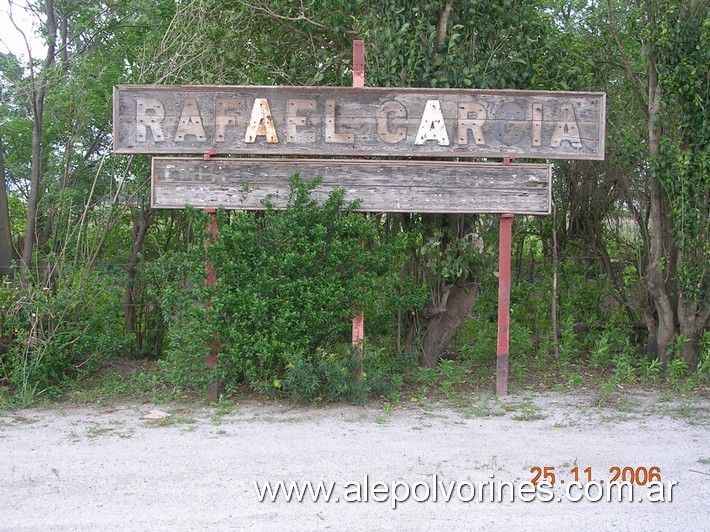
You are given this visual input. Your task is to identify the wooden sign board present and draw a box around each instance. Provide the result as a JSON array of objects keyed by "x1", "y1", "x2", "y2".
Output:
[
  {"x1": 151, "y1": 158, "x2": 552, "y2": 215},
  {"x1": 115, "y1": 86, "x2": 605, "y2": 160}
]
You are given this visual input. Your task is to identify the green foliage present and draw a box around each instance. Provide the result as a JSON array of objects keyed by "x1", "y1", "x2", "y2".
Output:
[
  {"x1": 613, "y1": 353, "x2": 636, "y2": 385},
  {"x1": 159, "y1": 177, "x2": 419, "y2": 401},
  {"x1": 0, "y1": 274, "x2": 124, "y2": 403},
  {"x1": 414, "y1": 366, "x2": 439, "y2": 388},
  {"x1": 411, "y1": 359, "x2": 473, "y2": 396},
  {"x1": 362, "y1": 0, "x2": 575, "y2": 90},
  {"x1": 652, "y1": 2, "x2": 709, "y2": 310},
  {"x1": 567, "y1": 373, "x2": 583, "y2": 388},
  {"x1": 417, "y1": 229, "x2": 488, "y2": 285},
  {"x1": 2, "y1": 0, "x2": 708, "y2": 404},
  {"x1": 636, "y1": 357, "x2": 662, "y2": 385},
  {"x1": 144, "y1": 225, "x2": 215, "y2": 389},
  {"x1": 69, "y1": 368, "x2": 181, "y2": 406},
  {"x1": 437, "y1": 359, "x2": 467, "y2": 389},
  {"x1": 282, "y1": 345, "x2": 404, "y2": 403},
  {"x1": 590, "y1": 333, "x2": 613, "y2": 368},
  {"x1": 458, "y1": 322, "x2": 496, "y2": 364}
]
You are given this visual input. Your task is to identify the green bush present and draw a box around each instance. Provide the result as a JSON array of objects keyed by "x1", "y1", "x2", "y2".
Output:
[
  {"x1": 140, "y1": 237, "x2": 215, "y2": 390},
  {"x1": 0, "y1": 274, "x2": 124, "y2": 403},
  {"x1": 159, "y1": 176, "x2": 423, "y2": 401}
]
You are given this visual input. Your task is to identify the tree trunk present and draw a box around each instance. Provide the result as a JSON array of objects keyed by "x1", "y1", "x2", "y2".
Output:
[
  {"x1": 435, "y1": 2, "x2": 453, "y2": 51},
  {"x1": 679, "y1": 333, "x2": 699, "y2": 370},
  {"x1": 677, "y1": 292, "x2": 710, "y2": 370},
  {"x1": 641, "y1": 303, "x2": 659, "y2": 359},
  {"x1": 608, "y1": 0, "x2": 686, "y2": 365},
  {"x1": 0, "y1": 133, "x2": 16, "y2": 276},
  {"x1": 644, "y1": 5, "x2": 677, "y2": 363},
  {"x1": 647, "y1": 182, "x2": 677, "y2": 363},
  {"x1": 420, "y1": 281, "x2": 479, "y2": 367},
  {"x1": 19, "y1": 0, "x2": 57, "y2": 282}
]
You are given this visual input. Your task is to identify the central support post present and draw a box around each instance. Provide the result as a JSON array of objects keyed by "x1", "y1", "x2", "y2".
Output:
[
  {"x1": 204, "y1": 207, "x2": 220, "y2": 400},
  {"x1": 351, "y1": 40, "x2": 365, "y2": 382},
  {"x1": 496, "y1": 213, "x2": 514, "y2": 396}
]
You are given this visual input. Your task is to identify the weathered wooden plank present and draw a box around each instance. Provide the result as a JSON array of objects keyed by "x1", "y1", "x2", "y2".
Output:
[
  {"x1": 116, "y1": 86, "x2": 605, "y2": 160},
  {"x1": 152, "y1": 158, "x2": 552, "y2": 215}
]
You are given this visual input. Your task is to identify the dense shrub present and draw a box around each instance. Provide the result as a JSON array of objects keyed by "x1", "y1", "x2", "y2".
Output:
[
  {"x1": 0, "y1": 274, "x2": 124, "y2": 402},
  {"x1": 159, "y1": 176, "x2": 426, "y2": 401}
]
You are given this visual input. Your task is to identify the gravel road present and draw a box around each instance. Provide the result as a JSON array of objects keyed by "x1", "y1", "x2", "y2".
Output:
[{"x1": 1, "y1": 390, "x2": 708, "y2": 531}]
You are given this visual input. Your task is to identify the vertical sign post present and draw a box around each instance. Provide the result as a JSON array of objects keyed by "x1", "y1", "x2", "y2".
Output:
[
  {"x1": 351, "y1": 40, "x2": 365, "y2": 382},
  {"x1": 496, "y1": 213, "x2": 514, "y2": 396},
  {"x1": 204, "y1": 206, "x2": 220, "y2": 401},
  {"x1": 205, "y1": 208, "x2": 218, "y2": 294}
]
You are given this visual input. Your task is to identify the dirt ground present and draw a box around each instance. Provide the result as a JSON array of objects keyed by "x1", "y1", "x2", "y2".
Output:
[{"x1": 1, "y1": 390, "x2": 708, "y2": 531}]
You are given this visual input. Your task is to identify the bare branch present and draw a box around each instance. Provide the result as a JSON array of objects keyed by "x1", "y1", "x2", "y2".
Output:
[
  {"x1": 236, "y1": 0, "x2": 328, "y2": 30},
  {"x1": 6, "y1": 1, "x2": 34, "y2": 63}
]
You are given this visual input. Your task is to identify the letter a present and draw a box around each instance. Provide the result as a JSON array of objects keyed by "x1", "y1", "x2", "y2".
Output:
[
  {"x1": 550, "y1": 103, "x2": 582, "y2": 147},
  {"x1": 245, "y1": 98, "x2": 279, "y2": 143},
  {"x1": 415, "y1": 100, "x2": 449, "y2": 145}
]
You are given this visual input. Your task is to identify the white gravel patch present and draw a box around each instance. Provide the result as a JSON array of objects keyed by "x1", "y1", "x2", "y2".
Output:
[{"x1": 1, "y1": 390, "x2": 708, "y2": 531}]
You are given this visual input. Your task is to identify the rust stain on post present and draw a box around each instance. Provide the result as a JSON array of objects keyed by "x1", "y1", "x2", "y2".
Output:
[
  {"x1": 204, "y1": 209, "x2": 218, "y2": 289},
  {"x1": 353, "y1": 40, "x2": 365, "y2": 88},
  {"x1": 204, "y1": 208, "x2": 220, "y2": 400},
  {"x1": 352, "y1": 40, "x2": 365, "y2": 382},
  {"x1": 496, "y1": 214, "x2": 514, "y2": 396}
]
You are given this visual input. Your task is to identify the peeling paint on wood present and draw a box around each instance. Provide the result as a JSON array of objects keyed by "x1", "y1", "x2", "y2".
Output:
[
  {"x1": 115, "y1": 86, "x2": 605, "y2": 159},
  {"x1": 151, "y1": 158, "x2": 552, "y2": 215}
]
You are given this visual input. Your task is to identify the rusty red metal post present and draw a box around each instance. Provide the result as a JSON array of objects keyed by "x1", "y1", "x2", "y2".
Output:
[
  {"x1": 204, "y1": 207, "x2": 220, "y2": 400},
  {"x1": 353, "y1": 40, "x2": 365, "y2": 88},
  {"x1": 496, "y1": 213, "x2": 514, "y2": 396},
  {"x1": 204, "y1": 208, "x2": 218, "y2": 295},
  {"x1": 352, "y1": 40, "x2": 365, "y2": 371}
]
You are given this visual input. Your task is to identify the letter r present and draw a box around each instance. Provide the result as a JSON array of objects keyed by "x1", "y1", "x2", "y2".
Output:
[{"x1": 136, "y1": 98, "x2": 165, "y2": 142}]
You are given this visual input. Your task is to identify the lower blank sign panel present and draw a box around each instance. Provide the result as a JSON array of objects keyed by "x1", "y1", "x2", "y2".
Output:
[{"x1": 151, "y1": 158, "x2": 551, "y2": 215}]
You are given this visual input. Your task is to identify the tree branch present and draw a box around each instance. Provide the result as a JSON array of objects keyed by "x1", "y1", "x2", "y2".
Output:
[
  {"x1": 436, "y1": 1, "x2": 453, "y2": 48},
  {"x1": 235, "y1": 0, "x2": 328, "y2": 31},
  {"x1": 606, "y1": 0, "x2": 649, "y2": 118}
]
